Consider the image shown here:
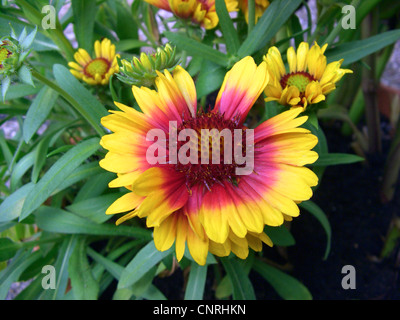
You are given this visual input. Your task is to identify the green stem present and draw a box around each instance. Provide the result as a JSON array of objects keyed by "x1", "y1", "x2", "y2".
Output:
[
  {"x1": 31, "y1": 69, "x2": 105, "y2": 137},
  {"x1": 362, "y1": 11, "x2": 381, "y2": 154},
  {"x1": 248, "y1": 0, "x2": 255, "y2": 35}
]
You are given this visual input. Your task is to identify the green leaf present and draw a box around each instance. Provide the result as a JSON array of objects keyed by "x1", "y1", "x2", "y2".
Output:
[
  {"x1": 66, "y1": 193, "x2": 123, "y2": 224},
  {"x1": 264, "y1": 225, "x2": 295, "y2": 246},
  {"x1": 20, "y1": 137, "x2": 100, "y2": 221},
  {"x1": 184, "y1": 263, "x2": 208, "y2": 300},
  {"x1": 52, "y1": 64, "x2": 107, "y2": 135},
  {"x1": 237, "y1": 0, "x2": 302, "y2": 57},
  {"x1": 0, "y1": 182, "x2": 35, "y2": 222},
  {"x1": 74, "y1": 172, "x2": 114, "y2": 202},
  {"x1": 35, "y1": 206, "x2": 152, "y2": 239},
  {"x1": 20, "y1": 25, "x2": 37, "y2": 50},
  {"x1": 312, "y1": 153, "x2": 364, "y2": 167},
  {"x1": 87, "y1": 247, "x2": 124, "y2": 280},
  {"x1": 299, "y1": 201, "x2": 331, "y2": 260},
  {"x1": 118, "y1": 240, "x2": 172, "y2": 289},
  {"x1": 3, "y1": 83, "x2": 40, "y2": 101},
  {"x1": 220, "y1": 257, "x2": 256, "y2": 300},
  {"x1": 68, "y1": 237, "x2": 99, "y2": 300},
  {"x1": 23, "y1": 86, "x2": 59, "y2": 143},
  {"x1": 10, "y1": 150, "x2": 35, "y2": 191},
  {"x1": 326, "y1": 29, "x2": 400, "y2": 66},
  {"x1": 71, "y1": 0, "x2": 98, "y2": 52},
  {"x1": 215, "y1": 0, "x2": 240, "y2": 54},
  {"x1": 40, "y1": 235, "x2": 77, "y2": 300},
  {"x1": 0, "y1": 238, "x2": 21, "y2": 262},
  {"x1": 1, "y1": 76, "x2": 11, "y2": 102},
  {"x1": 18, "y1": 65, "x2": 34, "y2": 87},
  {"x1": 115, "y1": 39, "x2": 148, "y2": 52},
  {"x1": 0, "y1": 249, "x2": 41, "y2": 300},
  {"x1": 253, "y1": 259, "x2": 312, "y2": 300},
  {"x1": 164, "y1": 31, "x2": 230, "y2": 67},
  {"x1": 196, "y1": 60, "x2": 226, "y2": 98}
]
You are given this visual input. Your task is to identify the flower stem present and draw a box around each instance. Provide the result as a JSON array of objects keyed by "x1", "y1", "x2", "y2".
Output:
[
  {"x1": 248, "y1": 0, "x2": 255, "y2": 35},
  {"x1": 362, "y1": 11, "x2": 381, "y2": 154}
]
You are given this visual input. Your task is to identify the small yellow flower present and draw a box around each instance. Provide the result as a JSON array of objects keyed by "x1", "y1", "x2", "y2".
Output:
[
  {"x1": 239, "y1": 0, "x2": 269, "y2": 23},
  {"x1": 263, "y1": 41, "x2": 353, "y2": 111},
  {"x1": 69, "y1": 38, "x2": 119, "y2": 86},
  {"x1": 144, "y1": 0, "x2": 238, "y2": 29}
]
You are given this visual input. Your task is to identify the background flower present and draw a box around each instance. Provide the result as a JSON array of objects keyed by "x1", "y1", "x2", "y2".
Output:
[
  {"x1": 263, "y1": 42, "x2": 353, "y2": 111},
  {"x1": 144, "y1": 0, "x2": 238, "y2": 29},
  {"x1": 69, "y1": 38, "x2": 119, "y2": 86}
]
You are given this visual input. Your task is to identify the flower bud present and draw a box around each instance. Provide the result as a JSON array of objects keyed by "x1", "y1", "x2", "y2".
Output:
[{"x1": 116, "y1": 43, "x2": 180, "y2": 87}]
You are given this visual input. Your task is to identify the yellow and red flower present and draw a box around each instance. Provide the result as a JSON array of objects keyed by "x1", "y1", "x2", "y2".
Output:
[
  {"x1": 144, "y1": 0, "x2": 238, "y2": 29},
  {"x1": 263, "y1": 41, "x2": 353, "y2": 111},
  {"x1": 100, "y1": 57, "x2": 319, "y2": 265},
  {"x1": 69, "y1": 38, "x2": 119, "y2": 86}
]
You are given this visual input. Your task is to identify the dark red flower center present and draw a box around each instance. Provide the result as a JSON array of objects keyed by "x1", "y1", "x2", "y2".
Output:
[
  {"x1": 171, "y1": 111, "x2": 250, "y2": 191},
  {"x1": 280, "y1": 71, "x2": 315, "y2": 93}
]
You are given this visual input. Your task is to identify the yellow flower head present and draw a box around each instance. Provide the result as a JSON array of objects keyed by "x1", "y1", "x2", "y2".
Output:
[
  {"x1": 263, "y1": 41, "x2": 353, "y2": 111},
  {"x1": 144, "y1": 0, "x2": 238, "y2": 29},
  {"x1": 239, "y1": 0, "x2": 269, "y2": 23},
  {"x1": 69, "y1": 38, "x2": 119, "y2": 86}
]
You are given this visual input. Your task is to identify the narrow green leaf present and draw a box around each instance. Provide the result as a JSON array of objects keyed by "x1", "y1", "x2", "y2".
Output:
[
  {"x1": 20, "y1": 137, "x2": 100, "y2": 221},
  {"x1": 66, "y1": 193, "x2": 123, "y2": 224},
  {"x1": 0, "y1": 182, "x2": 35, "y2": 222},
  {"x1": 68, "y1": 237, "x2": 99, "y2": 300},
  {"x1": 52, "y1": 64, "x2": 107, "y2": 135},
  {"x1": 1, "y1": 76, "x2": 11, "y2": 101},
  {"x1": 118, "y1": 240, "x2": 172, "y2": 289},
  {"x1": 20, "y1": 25, "x2": 37, "y2": 50},
  {"x1": 87, "y1": 247, "x2": 124, "y2": 280},
  {"x1": 3, "y1": 83, "x2": 40, "y2": 101},
  {"x1": 40, "y1": 236, "x2": 77, "y2": 300},
  {"x1": 10, "y1": 151, "x2": 35, "y2": 191},
  {"x1": 326, "y1": 29, "x2": 400, "y2": 66},
  {"x1": 264, "y1": 225, "x2": 295, "y2": 246},
  {"x1": 299, "y1": 200, "x2": 331, "y2": 260},
  {"x1": 23, "y1": 86, "x2": 58, "y2": 143},
  {"x1": 237, "y1": 0, "x2": 302, "y2": 57},
  {"x1": 0, "y1": 249, "x2": 41, "y2": 300},
  {"x1": 215, "y1": 0, "x2": 240, "y2": 54},
  {"x1": 18, "y1": 65, "x2": 34, "y2": 87},
  {"x1": 220, "y1": 257, "x2": 256, "y2": 300},
  {"x1": 312, "y1": 153, "x2": 364, "y2": 167},
  {"x1": 71, "y1": 0, "x2": 98, "y2": 52},
  {"x1": 253, "y1": 259, "x2": 312, "y2": 300},
  {"x1": 196, "y1": 60, "x2": 226, "y2": 98},
  {"x1": 184, "y1": 263, "x2": 208, "y2": 300},
  {"x1": 164, "y1": 31, "x2": 229, "y2": 67},
  {"x1": 115, "y1": 39, "x2": 148, "y2": 52},
  {"x1": 35, "y1": 206, "x2": 152, "y2": 239},
  {"x1": 0, "y1": 238, "x2": 21, "y2": 262}
]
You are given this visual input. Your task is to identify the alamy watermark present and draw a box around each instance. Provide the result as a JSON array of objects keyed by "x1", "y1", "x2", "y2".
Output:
[
  {"x1": 341, "y1": 5, "x2": 356, "y2": 30},
  {"x1": 41, "y1": 5, "x2": 56, "y2": 30},
  {"x1": 145, "y1": 121, "x2": 255, "y2": 176},
  {"x1": 41, "y1": 265, "x2": 56, "y2": 290},
  {"x1": 341, "y1": 265, "x2": 356, "y2": 290}
]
